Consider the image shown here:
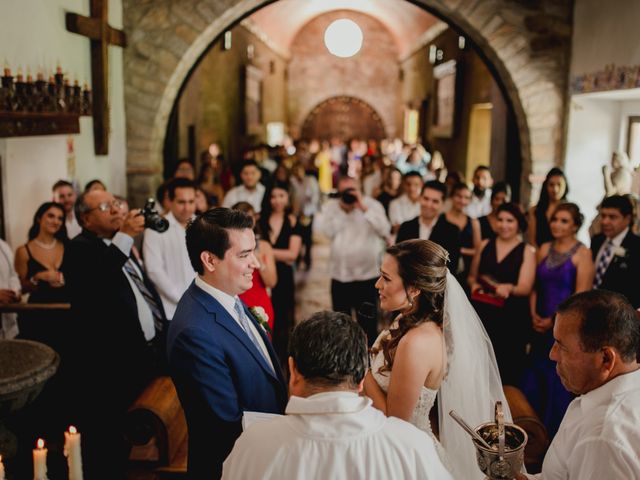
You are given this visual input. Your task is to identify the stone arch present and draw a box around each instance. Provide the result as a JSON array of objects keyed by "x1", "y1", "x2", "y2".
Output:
[
  {"x1": 123, "y1": 0, "x2": 570, "y2": 205},
  {"x1": 300, "y1": 96, "x2": 387, "y2": 141}
]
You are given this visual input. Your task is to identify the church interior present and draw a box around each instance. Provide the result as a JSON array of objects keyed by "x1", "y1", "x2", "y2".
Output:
[{"x1": 1, "y1": 0, "x2": 640, "y2": 478}]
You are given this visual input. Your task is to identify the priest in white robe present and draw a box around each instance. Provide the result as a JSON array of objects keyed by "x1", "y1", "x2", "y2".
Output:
[{"x1": 222, "y1": 311, "x2": 452, "y2": 480}]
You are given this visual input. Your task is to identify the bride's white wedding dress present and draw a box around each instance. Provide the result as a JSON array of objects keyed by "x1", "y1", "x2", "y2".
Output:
[
  {"x1": 370, "y1": 272, "x2": 511, "y2": 480},
  {"x1": 371, "y1": 331, "x2": 451, "y2": 470}
]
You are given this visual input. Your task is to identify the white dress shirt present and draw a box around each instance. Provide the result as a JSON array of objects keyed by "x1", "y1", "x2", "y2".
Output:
[
  {"x1": 594, "y1": 227, "x2": 629, "y2": 272},
  {"x1": 465, "y1": 189, "x2": 492, "y2": 218},
  {"x1": 388, "y1": 194, "x2": 420, "y2": 226},
  {"x1": 194, "y1": 276, "x2": 274, "y2": 371},
  {"x1": 362, "y1": 170, "x2": 382, "y2": 197},
  {"x1": 106, "y1": 233, "x2": 155, "y2": 341},
  {"x1": 222, "y1": 391, "x2": 453, "y2": 480},
  {"x1": 66, "y1": 212, "x2": 82, "y2": 239},
  {"x1": 419, "y1": 216, "x2": 438, "y2": 240},
  {"x1": 143, "y1": 212, "x2": 195, "y2": 319},
  {"x1": 527, "y1": 368, "x2": 640, "y2": 480},
  {"x1": 222, "y1": 183, "x2": 266, "y2": 213},
  {"x1": 314, "y1": 197, "x2": 390, "y2": 282},
  {"x1": 0, "y1": 239, "x2": 20, "y2": 339}
]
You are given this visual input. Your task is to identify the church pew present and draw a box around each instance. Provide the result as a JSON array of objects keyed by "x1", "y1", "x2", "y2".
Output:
[
  {"x1": 503, "y1": 385, "x2": 549, "y2": 473},
  {"x1": 124, "y1": 376, "x2": 188, "y2": 478}
]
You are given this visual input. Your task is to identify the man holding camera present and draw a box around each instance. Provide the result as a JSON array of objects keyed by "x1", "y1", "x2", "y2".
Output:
[
  {"x1": 315, "y1": 176, "x2": 390, "y2": 346},
  {"x1": 66, "y1": 188, "x2": 167, "y2": 478}
]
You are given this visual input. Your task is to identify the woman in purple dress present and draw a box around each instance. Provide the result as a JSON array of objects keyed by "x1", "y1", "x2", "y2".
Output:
[{"x1": 523, "y1": 202, "x2": 594, "y2": 438}]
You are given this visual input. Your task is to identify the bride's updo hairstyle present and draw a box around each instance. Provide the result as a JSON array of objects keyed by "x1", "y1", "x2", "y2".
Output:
[{"x1": 377, "y1": 239, "x2": 449, "y2": 371}]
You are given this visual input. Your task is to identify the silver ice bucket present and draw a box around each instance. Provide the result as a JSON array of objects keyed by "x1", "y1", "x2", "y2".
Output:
[{"x1": 473, "y1": 401, "x2": 527, "y2": 480}]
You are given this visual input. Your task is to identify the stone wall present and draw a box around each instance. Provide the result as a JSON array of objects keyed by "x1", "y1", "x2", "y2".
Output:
[
  {"x1": 287, "y1": 10, "x2": 399, "y2": 139},
  {"x1": 178, "y1": 25, "x2": 288, "y2": 167},
  {"x1": 122, "y1": 0, "x2": 572, "y2": 206}
]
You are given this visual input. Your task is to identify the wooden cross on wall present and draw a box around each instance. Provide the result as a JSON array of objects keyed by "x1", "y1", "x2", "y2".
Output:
[{"x1": 66, "y1": 0, "x2": 127, "y2": 155}]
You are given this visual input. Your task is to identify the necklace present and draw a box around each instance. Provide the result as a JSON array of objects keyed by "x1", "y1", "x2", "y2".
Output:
[{"x1": 33, "y1": 238, "x2": 57, "y2": 250}]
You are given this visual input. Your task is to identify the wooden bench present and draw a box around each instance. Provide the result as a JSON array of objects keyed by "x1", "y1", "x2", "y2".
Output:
[
  {"x1": 504, "y1": 385, "x2": 550, "y2": 473},
  {"x1": 125, "y1": 376, "x2": 188, "y2": 478}
]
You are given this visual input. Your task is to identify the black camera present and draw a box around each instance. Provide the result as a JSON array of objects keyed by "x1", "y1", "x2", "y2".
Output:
[
  {"x1": 329, "y1": 188, "x2": 358, "y2": 205},
  {"x1": 142, "y1": 198, "x2": 169, "y2": 233}
]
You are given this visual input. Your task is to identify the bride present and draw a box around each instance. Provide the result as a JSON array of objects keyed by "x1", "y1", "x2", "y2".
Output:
[{"x1": 364, "y1": 239, "x2": 510, "y2": 479}]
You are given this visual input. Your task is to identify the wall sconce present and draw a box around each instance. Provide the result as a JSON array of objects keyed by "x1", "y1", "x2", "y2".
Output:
[
  {"x1": 222, "y1": 31, "x2": 232, "y2": 51},
  {"x1": 429, "y1": 45, "x2": 437, "y2": 64},
  {"x1": 458, "y1": 36, "x2": 466, "y2": 49}
]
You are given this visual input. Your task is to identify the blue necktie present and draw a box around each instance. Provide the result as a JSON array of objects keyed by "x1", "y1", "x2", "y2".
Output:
[
  {"x1": 594, "y1": 240, "x2": 613, "y2": 288},
  {"x1": 234, "y1": 299, "x2": 274, "y2": 374}
]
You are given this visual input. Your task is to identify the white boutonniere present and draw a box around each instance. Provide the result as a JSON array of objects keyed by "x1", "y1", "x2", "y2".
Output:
[
  {"x1": 249, "y1": 306, "x2": 271, "y2": 334},
  {"x1": 613, "y1": 246, "x2": 627, "y2": 257}
]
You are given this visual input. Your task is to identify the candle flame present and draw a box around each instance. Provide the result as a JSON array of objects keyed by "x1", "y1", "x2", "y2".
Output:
[
  {"x1": 37, "y1": 438, "x2": 45, "y2": 449},
  {"x1": 69, "y1": 425, "x2": 77, "y2": 434}
]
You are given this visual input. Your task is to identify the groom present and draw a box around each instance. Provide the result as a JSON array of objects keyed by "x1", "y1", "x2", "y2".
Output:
[{"x1": 167, "y1": 208, "x2": 287, "y2": 479}]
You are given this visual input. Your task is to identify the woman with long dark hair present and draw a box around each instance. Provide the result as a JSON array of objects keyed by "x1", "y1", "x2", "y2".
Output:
[
  {"x1": 15, "y1": 202, "x2": 68, "y2": 305},
  {"x1": 364, "y1": 239, "x2": 510, "y2": 479},
  {"x1": 528, "y1": 168, "x2": 568, "y2": 246},
  {"x1": 259, "y1": 181, "x2": 302, "y2": 366}
]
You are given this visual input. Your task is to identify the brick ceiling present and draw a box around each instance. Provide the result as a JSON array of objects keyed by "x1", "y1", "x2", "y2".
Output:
[{"x1": 246, "y1": 0, "x2": 441, "y2": 59}]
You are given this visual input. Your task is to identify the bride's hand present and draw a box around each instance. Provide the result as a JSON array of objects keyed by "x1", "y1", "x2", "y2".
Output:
[{"x1": 363, "y1": 371, "x2": 387, "y2": 415}]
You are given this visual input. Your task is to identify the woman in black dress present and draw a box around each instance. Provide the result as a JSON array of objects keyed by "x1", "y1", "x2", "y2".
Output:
[
  {"x1": 260, "y1": 181, "x2": 302, "y2": 365},
  {"x1": 468, "y1": 202, "x2": 536, "y2": 385},
  {"x1": 478, "y1": 181, "x2": 511, "y2": 240},
  {"x1": 15, "y1": 202, "x2": 69, "y2": 326}
]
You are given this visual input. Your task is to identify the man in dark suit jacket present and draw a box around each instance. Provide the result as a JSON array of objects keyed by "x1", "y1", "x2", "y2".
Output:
[
  {"x1": 591, "y1": 195, "x2": 640, "y2": 308},
  {"x1": 65, "y1": 189, "x2": 166, "y2": 478},
  {"x1": 167, "y1": 208, "x2": 287, "y2": 479},
  {"x1": 396, "y1": 180, "x2": 461, "y2": 270}
]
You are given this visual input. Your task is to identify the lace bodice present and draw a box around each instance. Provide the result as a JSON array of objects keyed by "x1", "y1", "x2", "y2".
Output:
[{"x1": 370, "y1": 340, "x2": 438, "y2": 433}]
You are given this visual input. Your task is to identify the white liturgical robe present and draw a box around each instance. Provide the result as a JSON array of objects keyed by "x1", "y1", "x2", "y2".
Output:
[
  {"x1": 222, "y1": 391, "x2": 452, "y2": 480},
  {"x1": 526, "y1": 368, "x2": 640, "y2": 480}
]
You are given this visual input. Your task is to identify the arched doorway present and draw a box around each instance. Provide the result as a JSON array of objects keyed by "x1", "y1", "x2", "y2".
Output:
[
  {"x1": 123, "y1": 0, "x2": 571, "y2": 205},
  {"x1": 300, "y1": 97, "x2": 386, "y2": 142}
]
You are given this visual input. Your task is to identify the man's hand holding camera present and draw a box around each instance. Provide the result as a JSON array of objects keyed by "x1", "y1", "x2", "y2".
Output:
[
  {"x1": 120, "y1": 209, "x2": 145, "y2": 238},
  {"x1": 339, "y1": 188, "x2": 367, "y2": 213}
]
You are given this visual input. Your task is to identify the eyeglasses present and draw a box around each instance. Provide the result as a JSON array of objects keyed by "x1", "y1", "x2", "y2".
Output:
[{"x1": 87, "y1": 200, "x2": 124, "y2": 213}]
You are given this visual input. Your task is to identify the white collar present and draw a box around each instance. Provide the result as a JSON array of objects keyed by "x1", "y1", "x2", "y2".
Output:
[
  {"x1": 419, "y1": 216, "x2": 438, "y2": 229},
  {"x1": 286, "y1": 391, "x2": 371, "y2": 415},
  {"x1": 579, "y1": 368, "x2": 640, "y2": 413},
  {"x1": 195, "y1": 275, "x2": 238, "y2": 315},
  {"x1": 608, "y1": 227, "x2": 629, "y2": 247}
]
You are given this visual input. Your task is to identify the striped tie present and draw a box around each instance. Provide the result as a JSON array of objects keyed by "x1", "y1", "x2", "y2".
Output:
[
  {"x1": 234, "y1": 298, "x2": 274, "y2": 374},
  {"x1": 594, "y1": 240, "x2": 613, "y2": 288},
  {"x1": 123, "y1": 259, "x2": 165, "y2": 333}
]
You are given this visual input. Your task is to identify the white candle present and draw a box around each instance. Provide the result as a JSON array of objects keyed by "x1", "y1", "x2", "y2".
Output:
[
  {"x1": 32, "y1": 438, "x2": 47, "y2": 480},
  {"x1": 0, "y1": 454, "x2": 5, "y2": 480},
  {"x1": 64, "y1": 426, "x2": 83, "y2": 480}
]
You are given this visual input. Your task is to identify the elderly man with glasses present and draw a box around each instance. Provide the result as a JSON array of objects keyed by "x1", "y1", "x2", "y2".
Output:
[{"x1": 65, "y1": 188, "x2": 167, "y2": 478}]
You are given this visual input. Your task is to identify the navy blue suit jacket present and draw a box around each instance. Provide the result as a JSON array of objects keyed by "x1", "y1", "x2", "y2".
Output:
[{"x1": 167, "y1": 281, "x2": 287, "y2": 479}]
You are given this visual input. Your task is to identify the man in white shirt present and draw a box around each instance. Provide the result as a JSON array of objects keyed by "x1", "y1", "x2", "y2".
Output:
[
  {"x1": 465, "y1": 165, "x2": 493, "y2": 218},
  {"x1": 388, "y1": 171, "x2": 423, "y2": 233},
  {"x1": 314, "y1": 176, "x2": 390, "y2": 345},
  {"x1": 222, "y1": 160, "x2": 266, "y2": 213},
  {"x1": 223, "y1": 311, "x2": 453, "y2": 480},
  {"x1": 518, "y1": 290, "x2": 640, "y2": 480},
  {"x1": 0, "y1": 239, "x2": 21, "y2": 339},
  {"x1": 52, "y1": 179, "x2": 81, "y2": 238},
  {"x1": 144, "y1": 178, "x2": 196, "y2": 320}
]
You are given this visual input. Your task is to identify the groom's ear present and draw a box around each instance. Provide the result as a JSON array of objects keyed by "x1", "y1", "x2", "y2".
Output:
[
  {"x1": 288, "y1": 357, "x2": 303, "y2": 395},
  {"x1": 200, "y1": 251, "x2": 219, "y2": 273}
]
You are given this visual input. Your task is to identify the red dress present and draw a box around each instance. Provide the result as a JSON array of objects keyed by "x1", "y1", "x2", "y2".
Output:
[{"x1": 239, "y1": 269, "x2": 275, "y2": 332}]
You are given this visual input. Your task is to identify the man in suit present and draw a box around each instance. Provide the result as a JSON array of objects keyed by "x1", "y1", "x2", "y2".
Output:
[
  {"x1": 396, "y1": 180, "x2": 461, "y2": 270},
  {"x1": 591, "y1": 195, "x2": 640, "y2": 308},
  {"x1": 168, "y1": 208, "x2": 287, "y2": 479},
  {"x1": 66, "y1": 189, "x2": 167, "y2": 477}
]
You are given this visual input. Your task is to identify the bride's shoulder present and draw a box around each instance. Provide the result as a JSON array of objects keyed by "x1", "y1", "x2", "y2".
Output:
[{"x1": 397, "y1": 322, "x2": 443, "y2": 353}]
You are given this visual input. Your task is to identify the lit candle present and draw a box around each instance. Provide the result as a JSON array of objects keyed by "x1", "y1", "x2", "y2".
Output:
[
  {"x1": 64, "y1": 426, "x2": 83, "y2": 480},
  {"x1": 0, "y1": 454, "x2": 5, "y2": 480},
  {"x1": 33, "y1": 438, "x2": 47, "y2": 480}
]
